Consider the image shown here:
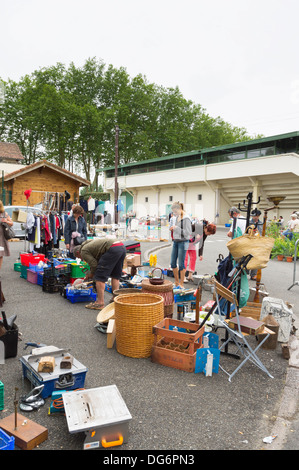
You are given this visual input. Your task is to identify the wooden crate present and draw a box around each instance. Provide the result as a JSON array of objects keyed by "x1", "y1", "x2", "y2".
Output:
[
  {"x1": 151, "y1": 318, "x2": 204, "y2": 372},
  {"x1": 239, "y1": 302, "x2": 262, "y2": 321}
]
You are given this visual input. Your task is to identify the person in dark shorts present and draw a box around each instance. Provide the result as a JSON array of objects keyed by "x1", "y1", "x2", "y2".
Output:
[{"x1": 72, "y1": 238, "x2": 126, "y2": 310}]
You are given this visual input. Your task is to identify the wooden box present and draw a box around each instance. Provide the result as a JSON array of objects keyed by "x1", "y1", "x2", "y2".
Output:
[
  {"x1": 239, "y1": 302, "x2": 262, "y2": 321},
  {"x1": 151, "y1": 318, "x2": 204, "y2": 372}
]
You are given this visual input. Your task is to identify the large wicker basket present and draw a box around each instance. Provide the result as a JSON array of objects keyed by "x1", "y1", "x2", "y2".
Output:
[{"x1": 114, "y1": 293, "x2": 164, "y2": 358}]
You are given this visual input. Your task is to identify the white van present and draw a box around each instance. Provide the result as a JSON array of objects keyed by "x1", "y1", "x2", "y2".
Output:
[{"x1": 4, "y1": 206, "x2": 44, "y2": 238}]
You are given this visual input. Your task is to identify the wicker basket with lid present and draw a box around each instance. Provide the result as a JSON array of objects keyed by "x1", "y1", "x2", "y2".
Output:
[{"x1": 141, "y1": 279, "x2": 174, "y2": 318}]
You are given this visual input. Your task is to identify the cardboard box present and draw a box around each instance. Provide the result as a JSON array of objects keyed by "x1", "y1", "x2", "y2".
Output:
[
  {"x1": 12, "y1": 210, "x2": 27, "y2": 223},
  {"x1": 125, "y1": 254, "x2": 141, "y2": 267}
]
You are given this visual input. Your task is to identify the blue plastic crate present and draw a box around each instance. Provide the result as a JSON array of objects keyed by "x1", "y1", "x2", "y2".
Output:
[
  {"x1": 0, "y1": 428, "x2": 15, "y2": 450},
  {"x1": 37, "y1": 272, "x2": 44, "y2": 286},
  {"x1": 66, "y1": 287, "x2": 97, "y2": 304},
  {"x1": 29, "y1": 263, "x2": 47, "y2": 272},
  {"x1": 174, "y1": 292, "x2": 195, "y2": 303},
  {"x1": 105, "y1": 283, "x2": 113, "y2": 293}
]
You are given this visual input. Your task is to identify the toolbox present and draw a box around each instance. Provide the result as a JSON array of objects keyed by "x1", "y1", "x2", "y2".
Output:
[
  {"x1": 20, "y1": 347, "x2": 88, "y2": 398},
  {"x1": 63, "y1": 385, "x2": 132, "y2": 450}
]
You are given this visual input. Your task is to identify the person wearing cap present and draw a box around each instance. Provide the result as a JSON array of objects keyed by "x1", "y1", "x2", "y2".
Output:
[
  {"x1": 72, "y1": 238, "x2": 126, "y2": 310},
  {"x1": 227, "y1": 206, "x2": 246, "y2": 238},
  {"x1": 282, "y1": 213, "x2": 299, "y2": 240},
  {"x1": 248, "y1": 208, "x2": 263, "y2": 280}
]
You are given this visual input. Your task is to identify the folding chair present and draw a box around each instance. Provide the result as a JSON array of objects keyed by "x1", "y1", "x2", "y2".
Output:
[{"x1": 214, "y1": 279, "x2": 274, "y2": 382}]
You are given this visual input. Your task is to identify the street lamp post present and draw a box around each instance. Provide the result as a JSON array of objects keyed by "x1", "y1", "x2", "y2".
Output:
[{"x1": 114, "y1": 125, "x2": 119, "y2": 224}]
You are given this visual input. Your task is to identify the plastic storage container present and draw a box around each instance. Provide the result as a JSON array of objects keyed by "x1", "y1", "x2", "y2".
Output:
[
  {"x1": 70, "y1": 263, "x2": 89, "y2": 279},
  {"x1": 27, "y1": 269, "x2": 38, "y2": 284},
  {"x1": 14, "y1": 262, "x2": 22, "y2": 272},
  {"x1": 66, "y1": 286, "x2": 96, "y2": 304},
  {"x1": 37, "y1": 272, "x2": 44, "y2": 286},
  {"x1": 20, "y1": 253, "x2": 45, "y2": 267},
  {"x1": 20, "y1": 265, "x2": 28, "y2": 279},
  {"x1": 29, "y1": 263, "x2": 46, "y2": 272},
  {"x1": 0, "y1": 428, "x2": 15, "y2": 450}
]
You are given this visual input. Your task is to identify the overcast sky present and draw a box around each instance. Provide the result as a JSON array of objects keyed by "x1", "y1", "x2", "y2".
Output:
[{"x1": 1, "y1": 0, "x2": 299, "y2": 138}]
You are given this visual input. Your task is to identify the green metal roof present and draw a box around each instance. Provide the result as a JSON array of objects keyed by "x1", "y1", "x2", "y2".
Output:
[{"x1": 99, "y1": 130, "x2": 299, "y2": 172}]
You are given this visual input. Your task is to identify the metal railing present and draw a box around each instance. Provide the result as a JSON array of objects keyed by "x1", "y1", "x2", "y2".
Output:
[{"x1": 288, "y1": 238, "x2": 299, "y2": 290}]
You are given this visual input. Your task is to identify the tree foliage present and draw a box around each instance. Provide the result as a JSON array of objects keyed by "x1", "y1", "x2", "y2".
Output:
[{"x1": 0, "y1": 58, "x2": 252, "y2": 182}]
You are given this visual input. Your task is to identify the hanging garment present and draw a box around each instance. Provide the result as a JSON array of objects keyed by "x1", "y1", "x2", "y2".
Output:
[{"x1": 88, "y1": 197, "x2": 96, "y2": 211}]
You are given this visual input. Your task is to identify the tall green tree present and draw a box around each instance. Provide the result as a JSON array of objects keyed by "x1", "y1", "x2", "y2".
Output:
[{"x1": 0, "y1": 58, "x2": 253, "y2": 181}]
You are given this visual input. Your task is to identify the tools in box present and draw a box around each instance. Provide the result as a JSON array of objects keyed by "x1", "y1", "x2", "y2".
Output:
[{"x1": 20, "y1": 346, "x2": 88, "y2": 398}]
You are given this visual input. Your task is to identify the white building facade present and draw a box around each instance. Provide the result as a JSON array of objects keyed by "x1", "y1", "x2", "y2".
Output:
[{"x1": 102, "y1": 131, "x2": 299, "y2": 224}]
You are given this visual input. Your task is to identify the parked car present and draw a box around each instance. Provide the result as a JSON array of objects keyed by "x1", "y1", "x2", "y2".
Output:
[{"x1": 4, "y1": 205, "x2": 44, "y2": 238}]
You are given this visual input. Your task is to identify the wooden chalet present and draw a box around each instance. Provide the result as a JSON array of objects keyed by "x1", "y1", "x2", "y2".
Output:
[{"x1": 3, "y1": 159, "x2": 90, "y2": 206}]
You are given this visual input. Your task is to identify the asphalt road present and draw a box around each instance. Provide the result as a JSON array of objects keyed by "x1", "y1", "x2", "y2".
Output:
[{"x1": 0, "y1": 228, "x2": 298, "y2": 456}]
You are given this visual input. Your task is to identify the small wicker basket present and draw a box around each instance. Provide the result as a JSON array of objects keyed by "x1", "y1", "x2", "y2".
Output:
[
  {"x1": 114, "y1": 293, "x2": 164, "y2": 358},
  {"x1": 149, "y1": 268, "x2": 164, "y2": 285}
]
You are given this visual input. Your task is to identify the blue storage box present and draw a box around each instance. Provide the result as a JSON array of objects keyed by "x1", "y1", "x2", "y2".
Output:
[
  {"x1": 0, "y1": 428, "x2": 15, "y2": 450},
  {"x1": 37, "y1": 272, "x2": 44, "y2": 286},
  {"x1": 29, "y1": 263, "x2": 47, "y2": 272},
  {"x1": 20, "y1": 349, "x2": 88, "y2": 399},
  {"x1": 105, "y1": 283, "x2": 113, "y2": 293},
  {"x1": 174, "y1": 292, "x2": 195, "y2": 303},
  {"x1": 66, "y1": 287, "x2": 97, "y2": 304}
]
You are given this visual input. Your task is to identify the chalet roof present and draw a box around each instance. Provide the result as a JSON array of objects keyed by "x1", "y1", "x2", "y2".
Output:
[
  {"x1": 3, "y1": 159, "x2": 91, "y2": 186},
  {"x1": 0, "y1": 142, "x2": 24, "y2": 161}
]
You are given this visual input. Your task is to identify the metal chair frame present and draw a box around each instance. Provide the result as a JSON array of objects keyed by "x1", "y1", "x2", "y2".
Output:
[{"x1": 214, "y1": 279, "x2": 274, "y2": 382}]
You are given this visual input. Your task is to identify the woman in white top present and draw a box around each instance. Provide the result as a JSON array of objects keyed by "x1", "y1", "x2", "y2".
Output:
[{"x1": 169, "y1": 202, "x2": 192, "y2": 288}]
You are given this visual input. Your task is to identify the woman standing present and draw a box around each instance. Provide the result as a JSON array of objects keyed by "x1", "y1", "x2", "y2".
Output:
[
  {"x1": 169, "y1": 202, "x2": 192, "y2": 288},
  {"x1": 0, "y1": 200, "x2": 13, "y2": 269},
  {"x1": 64, "y1": 204, "x2": 87, "y2": 258},
  {"x1": 184, "y1": 220, "x2": 216, "y2": 282}
]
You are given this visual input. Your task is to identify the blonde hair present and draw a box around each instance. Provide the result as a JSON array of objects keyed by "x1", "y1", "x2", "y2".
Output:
[
  {"x1": 0, "y1": 201, "x2": 4, "y2": 213},
  {"x1": 171, "y1": 201, "x2": 184, "y2": 217},
  {"x1": 171, "y1": 201, "x2": 183, "y2": 211}
]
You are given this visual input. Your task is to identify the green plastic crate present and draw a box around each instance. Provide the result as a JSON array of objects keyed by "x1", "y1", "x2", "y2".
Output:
[
  {"x1": 20, "y1": 265, "x2": 28, "y2": 279},
  {"x1": 14, "y1": 262, "x2": 22, "y2": 272},
  {"x1": 70, "y1": 263, "x2": 89, "y2": 278}
]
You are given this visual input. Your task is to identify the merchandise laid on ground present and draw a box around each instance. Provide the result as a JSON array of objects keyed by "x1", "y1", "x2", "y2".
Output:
[{"x1": 0, "y1": 233, "x2": 297, "y2": 451}]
